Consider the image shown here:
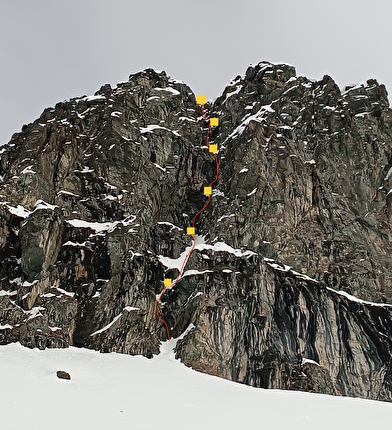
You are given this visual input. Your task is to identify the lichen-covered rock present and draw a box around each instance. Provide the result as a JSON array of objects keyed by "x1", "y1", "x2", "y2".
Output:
[
  {"x1": 20, "y1": 204, "x2": 62, "y2": 289},
  {"x1": 0, "y1": 63, "x2": 391, "y2": 401}
]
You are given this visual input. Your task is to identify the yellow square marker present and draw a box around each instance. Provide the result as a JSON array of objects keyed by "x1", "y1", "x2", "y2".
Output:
[
  {"x1": 210, "y1": 117, "x2": 219, "y2": 127},
  {"x1": 209, "y1": 144, "x2": 218, "y2": 153},
  {"x1": 204, "y1": 186, "x2": 212, "y2": 195},
  {"x1": 196, "y1": 94, "x2": 207, "y2": 105},
  {"x1": 164, "y1": 278, "x2": 172, "y2": 287},
  {"x1": 187, "y1": 226, "x2": 195, "y2": 235}
]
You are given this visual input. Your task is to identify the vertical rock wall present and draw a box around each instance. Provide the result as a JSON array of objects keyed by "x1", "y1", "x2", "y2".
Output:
[{"x1": 0, "y1": 64, "x2": 391, "y2": 401}]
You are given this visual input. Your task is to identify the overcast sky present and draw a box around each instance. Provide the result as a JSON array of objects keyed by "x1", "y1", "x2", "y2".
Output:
[{"x1": 1, "y1": 0, "x2": 392, "y2": 144}]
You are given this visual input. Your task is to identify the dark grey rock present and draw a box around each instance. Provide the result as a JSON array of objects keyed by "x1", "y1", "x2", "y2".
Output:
[
  {"x1": 56, "y1": 370, "x2": 71, "y2": 380},
  {"x1": 0, "y1": 62, "x2": 391, "y2": 401}
]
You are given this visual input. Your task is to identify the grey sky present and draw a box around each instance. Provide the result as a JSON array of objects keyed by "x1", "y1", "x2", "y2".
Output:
[{"x1": 1, "y1": 0, "x2": 392, "y2": 145}]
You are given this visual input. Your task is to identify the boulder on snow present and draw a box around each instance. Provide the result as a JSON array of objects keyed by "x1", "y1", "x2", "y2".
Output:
[{"x1": 56, "y1": 370, "x2": 71, "y2": 380}]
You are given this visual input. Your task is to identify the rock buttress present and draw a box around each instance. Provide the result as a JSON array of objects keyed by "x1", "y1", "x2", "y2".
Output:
[{"x1": 0, "y1": 63, "x2": 391, "y2": 401}]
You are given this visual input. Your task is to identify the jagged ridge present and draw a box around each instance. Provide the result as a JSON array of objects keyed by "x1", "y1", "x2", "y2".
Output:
[{"x1": 0, "y1": 63, "x2": 391, "y2": 401}]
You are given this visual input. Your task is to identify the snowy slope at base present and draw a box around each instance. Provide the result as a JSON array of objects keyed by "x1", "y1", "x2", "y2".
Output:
[{"x1": 0, "y1": 342, "x2": 391, "y2": 430}]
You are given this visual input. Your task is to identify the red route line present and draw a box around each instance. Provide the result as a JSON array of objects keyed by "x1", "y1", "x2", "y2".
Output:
[{"x1": 156, "y1": 104, "x2": 219, "y2": 340}]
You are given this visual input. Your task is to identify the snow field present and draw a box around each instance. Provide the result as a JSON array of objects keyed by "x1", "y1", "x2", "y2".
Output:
[{"x1": 0, "y1": 342, "x2": 391, "y2": 430}]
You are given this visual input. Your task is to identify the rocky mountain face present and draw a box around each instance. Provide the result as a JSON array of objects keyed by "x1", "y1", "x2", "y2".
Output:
[{"x1": 0, "y1": 62, "x2": 391, "y2": 401}]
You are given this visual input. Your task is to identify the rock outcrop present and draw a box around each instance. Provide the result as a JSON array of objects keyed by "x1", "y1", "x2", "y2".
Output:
[{"x1": 0, "y1": 63, "x2": 391, "y2": 401}]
